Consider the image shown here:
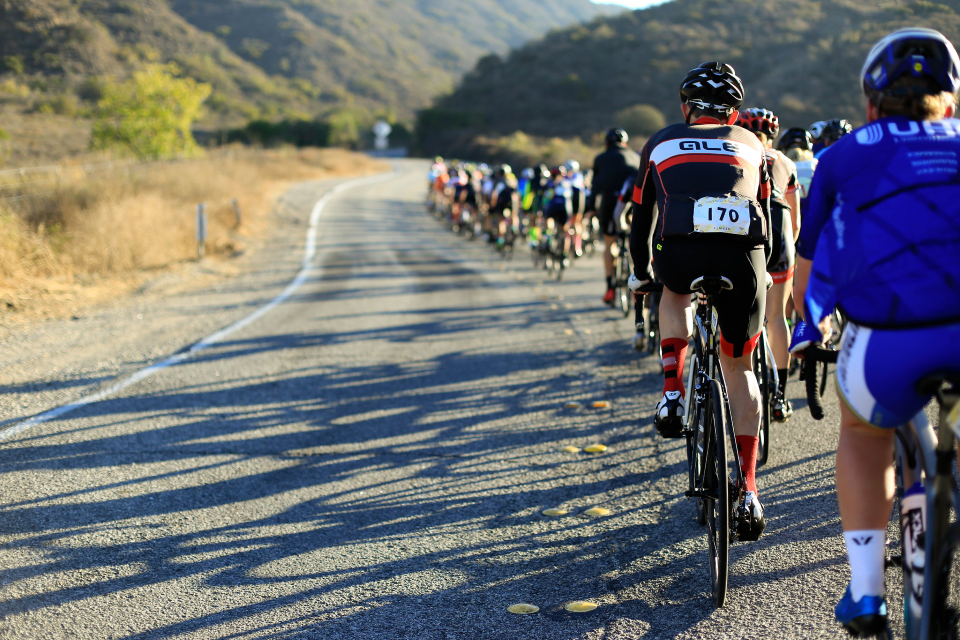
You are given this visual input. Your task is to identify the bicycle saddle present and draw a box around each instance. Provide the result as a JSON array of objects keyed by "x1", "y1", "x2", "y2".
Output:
[
  {"x1": 916, "y1": 371, "x2": 960, "y2": 396},
  {"x1": 690, "y1": 275, "x2": 733, "y2": 295}
]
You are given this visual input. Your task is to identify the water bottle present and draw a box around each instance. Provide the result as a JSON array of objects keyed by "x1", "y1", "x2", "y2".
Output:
[{"x1": 901, "y1": 482, "x2": 926, "y2": 622}]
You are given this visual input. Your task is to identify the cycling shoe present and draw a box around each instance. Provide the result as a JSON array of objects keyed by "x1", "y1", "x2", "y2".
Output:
[
  {"x1": 654, "y1": 391, "x2": 685, "y2": 438},
  {"x1": 772, "y1": 398, "x2": 793, "y2": 422},
  {"x1": 737, "y1": 491, "x2": 766, "y2": 541},
  {"x1": 835, "y1": 587, "x2": 888, "y2": 637}
]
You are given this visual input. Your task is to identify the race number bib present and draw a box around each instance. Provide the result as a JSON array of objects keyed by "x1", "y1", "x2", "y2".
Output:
[{"x1": 692, "y1": 196, "x2": 751, "y2": 236}]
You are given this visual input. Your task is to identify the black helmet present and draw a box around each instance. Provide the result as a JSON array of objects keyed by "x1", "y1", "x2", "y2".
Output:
[
  {"x1": 821, "y1": 119, "x2": 852, "y2": 143},
  {"x1": 605, "y1": 128, "x2": 628, "y2": 144},
  {"x1": 777, "y1": 127, "x2": 813, "y2": 152},
  {"x1": 679, "y1": 61, "x2": 745, "y2": 111}
]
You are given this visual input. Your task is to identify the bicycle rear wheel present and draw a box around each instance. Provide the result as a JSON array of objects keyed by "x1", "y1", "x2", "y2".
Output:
[{"x1": 703, "y1": 378, "x2": 730, "y2": 607}]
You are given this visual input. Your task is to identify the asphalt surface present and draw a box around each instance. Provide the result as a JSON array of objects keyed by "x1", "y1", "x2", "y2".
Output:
[{"x1": 0, "y1": 159, "x2": 919, "y2": 639}]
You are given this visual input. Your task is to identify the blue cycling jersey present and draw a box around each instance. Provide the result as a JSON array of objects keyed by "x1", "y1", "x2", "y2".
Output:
[{"x1": 799, "y1": 115, "x2": 960, "y2": 328}]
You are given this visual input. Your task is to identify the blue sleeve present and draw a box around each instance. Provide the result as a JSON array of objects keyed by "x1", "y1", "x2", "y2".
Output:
[{"x1": 796, "y1": 152, "x2": 835, "y2": 260}]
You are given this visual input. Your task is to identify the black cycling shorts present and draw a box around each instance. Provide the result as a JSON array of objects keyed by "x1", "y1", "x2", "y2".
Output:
[
  {"x1": 545, "y1": 201, "x2": 568, "y2": 227},
  {"x1": 596, "y1": 191, "x2": 619, "y2": 237},
  {"x1": 767, "y1": 204, "x2": 795, "y2": 281},
  {"x1": 653, "y1": 238, "x2": 766, "y2": 358}
]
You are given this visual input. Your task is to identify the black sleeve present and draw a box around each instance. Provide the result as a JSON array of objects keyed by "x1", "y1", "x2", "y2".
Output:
[
  {"x1": 585, "y1": 156, "x2": 599, "y2": 212},
  {"x1": 629, "y1": 142, "x2": 656, "y2": 280}
]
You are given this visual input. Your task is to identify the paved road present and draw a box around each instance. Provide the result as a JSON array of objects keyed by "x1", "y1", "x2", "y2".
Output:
[{"x1": 0, "y1": 160, "x2": 909, "y2": 638}]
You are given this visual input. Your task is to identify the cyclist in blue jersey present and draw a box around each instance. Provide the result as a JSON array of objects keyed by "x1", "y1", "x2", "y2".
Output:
[{"x1": 792, "y1": 28, "x2": 960, "y2": 636}]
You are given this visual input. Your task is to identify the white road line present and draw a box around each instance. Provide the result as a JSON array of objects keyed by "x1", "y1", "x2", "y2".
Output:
[{"x1": 0, "y1": 169, "x2": 400, "y2": 442}]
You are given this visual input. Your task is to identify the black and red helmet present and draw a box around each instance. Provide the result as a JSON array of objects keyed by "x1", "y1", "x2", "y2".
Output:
[
  {"x1": 679, "y1": 62, "x2": 745, "y2": 111},
  {"x1": 777, "y1": 127, "x2": 813, "y2": 152},
  {"x1": 736, "y1": 108, "x2": 780, "y2": 138}
]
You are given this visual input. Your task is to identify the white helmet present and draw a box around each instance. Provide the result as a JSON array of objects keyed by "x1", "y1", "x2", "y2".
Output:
[{"x1": 564, "y1": 159, "x2": 580, "y2": 174}]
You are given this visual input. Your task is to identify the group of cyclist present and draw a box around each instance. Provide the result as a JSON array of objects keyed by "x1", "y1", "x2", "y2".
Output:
[{"x1": 426, "y1": 26, "x2": 960, "y2": 636}]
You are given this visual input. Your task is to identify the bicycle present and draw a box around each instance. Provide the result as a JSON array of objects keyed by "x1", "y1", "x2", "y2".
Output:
[
  {"x1": 656, "y1": 275, "x2": 754, "y2": 608},
  {"x1": 613, "y1": 234, "x2": 632, "y2": 317},
  {"x1": 753, "y1": 323, "x2": 778, "y2": 468},
  {"x1": 804, "y1": 346, "x2": 960, "y2": 639}
]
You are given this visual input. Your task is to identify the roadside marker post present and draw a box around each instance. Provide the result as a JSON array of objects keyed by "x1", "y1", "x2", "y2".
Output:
[
  {"x1": 232, "y1": 198, "x2": 242, "y2": 228},
  {"x1": 196, "y1": 203, "x2": 207, "y2": 258}
]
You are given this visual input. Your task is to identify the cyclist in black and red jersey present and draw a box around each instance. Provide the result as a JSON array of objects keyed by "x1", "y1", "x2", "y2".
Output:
[
  {"x1": 629, "y1": 62, "x2": 773, "y2": 539},
  {"x1": 737, "y1": 108, "x2": 800, "y2": 421}
]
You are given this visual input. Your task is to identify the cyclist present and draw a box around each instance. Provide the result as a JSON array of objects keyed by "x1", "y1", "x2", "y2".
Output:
[
  {"x1": 564, "y1": 160, "x2": 586, "y2": 255},
  {"x1": 777, "y1": 127, "x2": 818, "y2": 202},
  {"x1": 543, "y1": 166, "x2": 577, "y2": 264},
  {"x1": 792, "y1": 28, "x2": 960, "y2": 636},
  {"x1": 809, "y1": 120, "x2": 828, "y2": 155},
  {"x1": 737, "y1": 108, "x2": 800, "y2": 419},
  {"x1": 629, "y1": 61, "x2": 773, "y2": 539},
  {"x1": 815, "y1": 118, "x2": 853, "y2": 158},
  {"x1": 585, "y1": 129, "x2": 641, "y2": 305}
]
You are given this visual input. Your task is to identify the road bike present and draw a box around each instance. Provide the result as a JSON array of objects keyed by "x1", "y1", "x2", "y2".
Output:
[
  {"x1": 672, "y1": 275, "x2": 755, "y2": 607},
  {"x1": 804, "y1": 346, "x2": 960, "y2": 639},
  {"x1": 753, "y1": 323, "x2": 778, "y2": 467},
  {"x1": 613, "y1": 225, "x2": 632, "y2": 316}
]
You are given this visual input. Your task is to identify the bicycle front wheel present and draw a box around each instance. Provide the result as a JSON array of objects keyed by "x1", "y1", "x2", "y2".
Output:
[
  {"x1": 703, "y1": 378, "x2": 730, "y2": 607},
  {"x1": 617, "y1": 241, "x2": 631, "y2": 316}
]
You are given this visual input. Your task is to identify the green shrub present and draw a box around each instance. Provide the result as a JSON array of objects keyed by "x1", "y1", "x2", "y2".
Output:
[
  {"x1": 91, "y1": 64, "x2": 211, "y2": 159},
  {"x1": 614, "y1": 104, "x2": 667, "y2": 138}
]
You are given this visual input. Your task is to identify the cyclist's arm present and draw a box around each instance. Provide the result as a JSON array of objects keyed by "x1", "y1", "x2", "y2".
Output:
[
  {"x1": 629, "y1": 148, "x2": 656, "y2": 280},
  {"x1": 793, "y1": 156, "x2": 835, "y2": 321},
  {"x1": 758, "y1": 159, "x2": 774, "y2": 261}
]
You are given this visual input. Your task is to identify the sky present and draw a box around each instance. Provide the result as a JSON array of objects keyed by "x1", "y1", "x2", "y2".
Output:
[{"x1": 592, "y1": 0, "x2": 671, "y2": 8}]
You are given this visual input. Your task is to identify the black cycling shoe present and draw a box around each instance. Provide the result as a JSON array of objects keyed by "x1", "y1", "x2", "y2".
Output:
[
  {"x1": 736, "y1": 491, "x2": 766, "y2": 541},
  {"x1": 654, "y1": 391, "x2": 685, "y2": 438},
  {"x1": 772, "y1": 398, "x2": 793, "y2": 422}
]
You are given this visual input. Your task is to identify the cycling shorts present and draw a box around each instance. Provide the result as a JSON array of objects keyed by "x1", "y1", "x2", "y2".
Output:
[
  {"x1": 767, "y1": 205, "x2": 795, "y2": 283},
  {"x1": 836, "y1": 320, "x2": 960, "y2": 428},
  {"x1": 653, "y1": 238, "x2": 766, "y2": 358},
  {"x1": 546, "y1": 202, "x2": 568, "y2": 227},
  {"x1": 596, "y1": 191, "x2": 619, "y2": 236}
]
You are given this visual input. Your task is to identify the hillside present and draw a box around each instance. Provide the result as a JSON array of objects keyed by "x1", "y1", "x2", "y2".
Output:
[
  {"x1": 420, "y1": 0, "x2": 960, "y2": 153},
  {"x1": 0, "y1": 0, "x2": 616, "y2": 131}
]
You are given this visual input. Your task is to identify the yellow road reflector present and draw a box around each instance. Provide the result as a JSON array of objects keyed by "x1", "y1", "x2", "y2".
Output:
[
  {"x1": 592, "y1": 400, "x2": 610, "y2": 408},
  {"x1": 562, "y1": 446, "x2": 581, "y2": 453},
  {"x1": 508, "y1": 603, "x2": 540, "y2": 614},
  {"x1": 542, "y1": 508, "x2": 569, "y2": 516},
  {"x1": 584, "y1": 444, "x2": 607, "y2": 453},
  {"x1": 564, "y1": 401, "x2": 582, "y2": 409},
  {"x1": 565, "y1": 601, "x2": 598, "y2": 613},
  {"x1": 564, "y1": 328, "x2": 574, "y2": 335},
  {"x1": 948, "y1": 401, "x2": 960, "y2": 434},
  {"x1": 583, "y1": 507, "x2": 612, "y2": 516},
  {"x1": 583, "y1": 328, "x2": 591, "y2": 334}
]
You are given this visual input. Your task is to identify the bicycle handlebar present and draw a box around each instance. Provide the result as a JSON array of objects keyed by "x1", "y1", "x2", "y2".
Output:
[
  {"x1": 637, "y1": 282, "x2": 664, "y2": 293},
  {"x1": 802, "y1": 346, "x2": 838, "y2": 420}
]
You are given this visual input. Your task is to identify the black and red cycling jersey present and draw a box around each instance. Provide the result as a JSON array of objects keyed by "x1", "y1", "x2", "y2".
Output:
[
  {"x1": 764, "y1": 148, "x2": 799, "y2": 208},
  {"x1": 630, "y1": 117, "x2": 773, "y2": 274}
]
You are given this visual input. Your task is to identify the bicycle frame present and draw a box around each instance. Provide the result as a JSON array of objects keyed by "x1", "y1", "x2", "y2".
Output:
[
  {"x1": 895, "y1": 407, "x2": 959, "y2": 640},
  {"x1": 691, "y1": 297, "x2": 745, "y2": 499}
]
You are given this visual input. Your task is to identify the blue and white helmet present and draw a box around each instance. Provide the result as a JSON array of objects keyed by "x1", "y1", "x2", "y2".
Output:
[{"x1": 862, "y1": 28, "x2": 960, "y2": 96}]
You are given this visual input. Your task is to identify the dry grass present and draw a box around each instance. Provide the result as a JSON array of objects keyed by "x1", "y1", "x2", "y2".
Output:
[{"x1": 0, "y1": 147, "x2": 387, "y2": 322}]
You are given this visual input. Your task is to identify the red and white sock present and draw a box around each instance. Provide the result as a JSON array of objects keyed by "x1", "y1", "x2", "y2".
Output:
[
  {"x1": 660, "y1": 338, "x2": 688, "y2": 397},
  {"x1": 736, "y1": 435, "x2": 759, "y2": 493}
]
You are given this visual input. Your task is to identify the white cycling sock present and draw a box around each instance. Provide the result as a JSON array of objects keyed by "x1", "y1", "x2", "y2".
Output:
[{"x1": 844, "y1": 529, "x2": 886, "y2": 601}]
